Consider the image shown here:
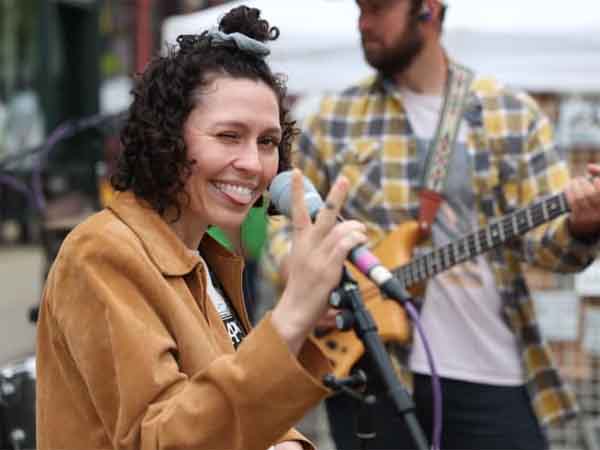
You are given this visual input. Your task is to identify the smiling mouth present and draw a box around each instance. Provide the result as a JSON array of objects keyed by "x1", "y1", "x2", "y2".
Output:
[{"x1": 212, "y1": 181, "x2": 257, "y2": 205}]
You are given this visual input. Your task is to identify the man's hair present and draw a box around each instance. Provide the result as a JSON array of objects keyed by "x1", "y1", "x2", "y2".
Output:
[{"x1": 111, "y1": 6, "x2": 296, "y2": 220}]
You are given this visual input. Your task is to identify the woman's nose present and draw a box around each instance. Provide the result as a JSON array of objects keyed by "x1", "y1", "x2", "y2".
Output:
[{"x1": 233, "y1": 145, "x2": 262, "y2": 173}]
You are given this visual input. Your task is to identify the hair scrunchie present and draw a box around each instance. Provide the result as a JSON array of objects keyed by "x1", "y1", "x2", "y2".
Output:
[{"x1": 176, "y1": 29, "x2": 270, "y2": 59}]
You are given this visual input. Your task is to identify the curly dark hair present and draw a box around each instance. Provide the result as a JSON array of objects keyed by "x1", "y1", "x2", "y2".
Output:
[{"x1": 111, "y1": 6, "x2": 296, "y2": 220}]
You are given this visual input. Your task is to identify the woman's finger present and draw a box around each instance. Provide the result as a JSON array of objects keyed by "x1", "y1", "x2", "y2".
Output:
[
  {"x1": 290, "y1": 169, "x2": 312, "y2": 234},
  {"x1": 314, "y1": 175, "x2": 349, "y2": 232},
  {"x1": 588, "y1": 163, "x2": 600, "y2": 177}
]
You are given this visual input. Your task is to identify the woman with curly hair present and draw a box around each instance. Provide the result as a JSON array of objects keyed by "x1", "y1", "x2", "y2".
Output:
[{"x1": 35, "y1": 6, "x2": 367, "y2": 450}]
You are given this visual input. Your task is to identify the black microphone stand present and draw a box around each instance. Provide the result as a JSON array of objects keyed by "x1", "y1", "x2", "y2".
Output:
[
  {"x1": 323, "y1": 369, "x2": 377, "y2": 450},
  {"x1": 326, "y1": 269, "x2": 429, "y2": 450}
]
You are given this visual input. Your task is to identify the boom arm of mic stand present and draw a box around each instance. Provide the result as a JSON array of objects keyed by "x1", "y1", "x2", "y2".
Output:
[{"x1": 338, "y1": 272, "x2": 429, "y2": 450}]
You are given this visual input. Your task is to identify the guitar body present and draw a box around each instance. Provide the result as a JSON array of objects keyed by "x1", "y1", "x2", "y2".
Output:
[
  {"x1": 309, "y1": 190, "x2": 571, "y2": 378},
  {"x1": 310, "y1": 220, "x2": 423, "y2": 378}
]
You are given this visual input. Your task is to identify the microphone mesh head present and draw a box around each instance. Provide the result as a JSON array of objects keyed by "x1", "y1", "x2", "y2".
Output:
[{"x1": 269, "y1": 170, "x2": 324, "y2": 218}]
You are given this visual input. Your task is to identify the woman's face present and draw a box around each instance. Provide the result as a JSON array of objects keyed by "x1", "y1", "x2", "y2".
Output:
[{"x1": 182, "y1": 76, "x2": 281, "y2": 233}]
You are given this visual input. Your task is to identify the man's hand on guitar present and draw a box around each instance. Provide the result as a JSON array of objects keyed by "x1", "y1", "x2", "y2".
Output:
[{"x1": 565, "y1": 163, "x2": 600, "y2": 240}]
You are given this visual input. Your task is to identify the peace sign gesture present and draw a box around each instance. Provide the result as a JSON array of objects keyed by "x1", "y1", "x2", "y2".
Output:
[{"x1": 271, "y1": 170, "x2": 368, "y2": 355}]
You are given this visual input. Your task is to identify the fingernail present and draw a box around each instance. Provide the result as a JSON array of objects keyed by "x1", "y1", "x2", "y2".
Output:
[{"x1": 355, "y1": 231, "x2": 367, "y2": 242}]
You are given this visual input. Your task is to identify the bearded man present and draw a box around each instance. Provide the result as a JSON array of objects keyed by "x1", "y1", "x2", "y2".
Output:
[{"x1": 263, "y1": 1, "x2": 600, "y2": 448}]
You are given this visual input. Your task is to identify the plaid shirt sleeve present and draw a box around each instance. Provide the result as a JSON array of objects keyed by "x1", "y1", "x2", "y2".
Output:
[
  {"x1": 261, "y1": 215, "x2": 292, "y2": 292},
  {"x1": 293, "y1": 112, "x2": 334, "y2": 195},
  {"x1": 491, "y1": 90, "x2": 599, "y2": 272}
]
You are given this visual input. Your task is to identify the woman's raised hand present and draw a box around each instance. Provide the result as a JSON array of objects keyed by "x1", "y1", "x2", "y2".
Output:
[{"x1": 271, "y1": 170, "x2": 368, "y2": 355}]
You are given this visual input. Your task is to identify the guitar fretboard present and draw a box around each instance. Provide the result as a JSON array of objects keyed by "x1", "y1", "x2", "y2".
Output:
[{"x1": 395, "y1": 192, "x2": 570, "y2": 288}]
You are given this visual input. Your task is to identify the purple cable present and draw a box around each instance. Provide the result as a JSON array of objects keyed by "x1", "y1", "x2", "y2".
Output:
[
  {"x1": 404, "y1": 301, "x2": 442, "y2": 450},
  {"x1": 30, "y1": 113, "x2": 116, "y2": 213},
  {"x1": 0, "y1": 112, "x2": 124, "y2": 218},
  {"x1": 31, "y1": 122, "x2": 72, "y2": 212}
]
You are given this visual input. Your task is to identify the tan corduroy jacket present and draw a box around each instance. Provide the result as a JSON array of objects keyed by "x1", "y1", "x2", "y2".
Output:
[{"x1": 36, "y1": 191, "x2": 331, "y2": 450}]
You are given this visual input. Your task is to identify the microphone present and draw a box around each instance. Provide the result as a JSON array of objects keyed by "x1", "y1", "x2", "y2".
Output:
[{"x1": 269, "y1": 170, "x2": 410, "y2": 304}]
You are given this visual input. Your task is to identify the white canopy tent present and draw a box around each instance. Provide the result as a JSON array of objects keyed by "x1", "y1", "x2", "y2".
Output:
[
  {"x1": 161, "y1": 0, "x2": 600, "y2": 95},
  {"x1": 161, "y1": 0, "x2": 368, "y2": 95}
]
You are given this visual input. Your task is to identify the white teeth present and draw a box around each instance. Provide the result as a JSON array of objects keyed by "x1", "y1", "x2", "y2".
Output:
[{"x1": 214, "y1": 182, "x2": 254, "y2": 196}]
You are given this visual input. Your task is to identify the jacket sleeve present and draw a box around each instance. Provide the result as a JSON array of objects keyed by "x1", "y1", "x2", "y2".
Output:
[
  {"x1": 277, "y1": 428, "x2": 316, "y2": 450},
  {"x1": 47, "y1": 229, "x2": 330, "y2": 450},
  {"x1": 494, "y1": 92, "x2": 600, "y2": 272}
]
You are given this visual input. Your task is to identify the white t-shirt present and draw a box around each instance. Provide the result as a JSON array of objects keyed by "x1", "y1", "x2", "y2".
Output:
[
  {"x1": 398, "y1": 87, "x2": 524, "y2": 385},
  {"x1": 197, "y1": 255, "x2": 246, "y2": 348}
]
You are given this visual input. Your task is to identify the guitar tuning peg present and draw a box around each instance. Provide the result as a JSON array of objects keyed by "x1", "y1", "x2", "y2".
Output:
[{"x1": 330, "y1": 285, "x2": 355, "y2": 309}]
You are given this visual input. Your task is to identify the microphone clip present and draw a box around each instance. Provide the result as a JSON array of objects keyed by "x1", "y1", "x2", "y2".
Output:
[
  {"x1": 323, "y1": 370, "x2": 378, "y2": 446},
  {"x1": 323, "y1": 370, "x2": 372, "y2": 404}
]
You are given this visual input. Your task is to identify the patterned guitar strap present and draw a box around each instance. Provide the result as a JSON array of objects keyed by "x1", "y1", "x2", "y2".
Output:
[{"x1": 419, "y1": 62, "x2": 475, "y2": 239}]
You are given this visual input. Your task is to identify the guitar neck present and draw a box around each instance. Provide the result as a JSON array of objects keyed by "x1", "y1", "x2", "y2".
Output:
[{"x1": 395, "y1": 192, "x2": 570, "y2": 289}]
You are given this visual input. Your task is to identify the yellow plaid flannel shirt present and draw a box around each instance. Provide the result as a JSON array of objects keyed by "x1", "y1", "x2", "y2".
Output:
[{"x1": 263, "y1": 65, "x2": 599, "y2": 428}]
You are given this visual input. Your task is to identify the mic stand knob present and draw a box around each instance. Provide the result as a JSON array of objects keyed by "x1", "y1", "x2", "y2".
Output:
[
  {"x1": 329, "y1": 289, "x2": 344, "y2": 309},
  {"x1": 335, "y1": 309, "x2": 355, "y2": 331},
  {"x1": 329, "y1": 269, "x2": 356, "y2": 309},
  {"x1": 323, "y1": 370, "x2": 369, "y2": 402}
]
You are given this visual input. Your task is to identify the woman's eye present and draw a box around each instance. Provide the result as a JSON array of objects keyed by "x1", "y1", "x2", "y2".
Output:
[
  {"x1": 218, "y1": 133, "x2": 239, "y2": 141},
  {"x1": 259, "y1": 136, "x2": 280, "y2": 148}
]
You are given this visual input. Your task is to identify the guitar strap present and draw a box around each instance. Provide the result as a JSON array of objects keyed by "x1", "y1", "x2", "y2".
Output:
[{"x1": 418, "y1": 61, "x2": 475, "y2": 237}]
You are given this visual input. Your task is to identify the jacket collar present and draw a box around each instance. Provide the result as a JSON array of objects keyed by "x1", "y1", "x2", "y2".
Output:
[
  {"x1": 108, "y1": 191, "x2": 249, "y2": 329},
  {"x1": 107, "y1": 191, "x2": 201, "y2": 276}
]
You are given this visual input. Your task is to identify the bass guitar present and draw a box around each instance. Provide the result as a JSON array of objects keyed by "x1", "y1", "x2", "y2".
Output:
[{"x1": 312, "y1": 190, "x2": 571, "y2": 377}]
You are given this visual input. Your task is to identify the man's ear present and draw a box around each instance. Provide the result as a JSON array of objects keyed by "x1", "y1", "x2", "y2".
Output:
[{"x1": 418, "y1": 1, "x2": 432, "y2": 21}]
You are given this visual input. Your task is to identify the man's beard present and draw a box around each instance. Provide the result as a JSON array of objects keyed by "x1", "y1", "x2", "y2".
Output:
[{"x1": 361, "y1": 19, "x2": 425, "y2": 77}]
